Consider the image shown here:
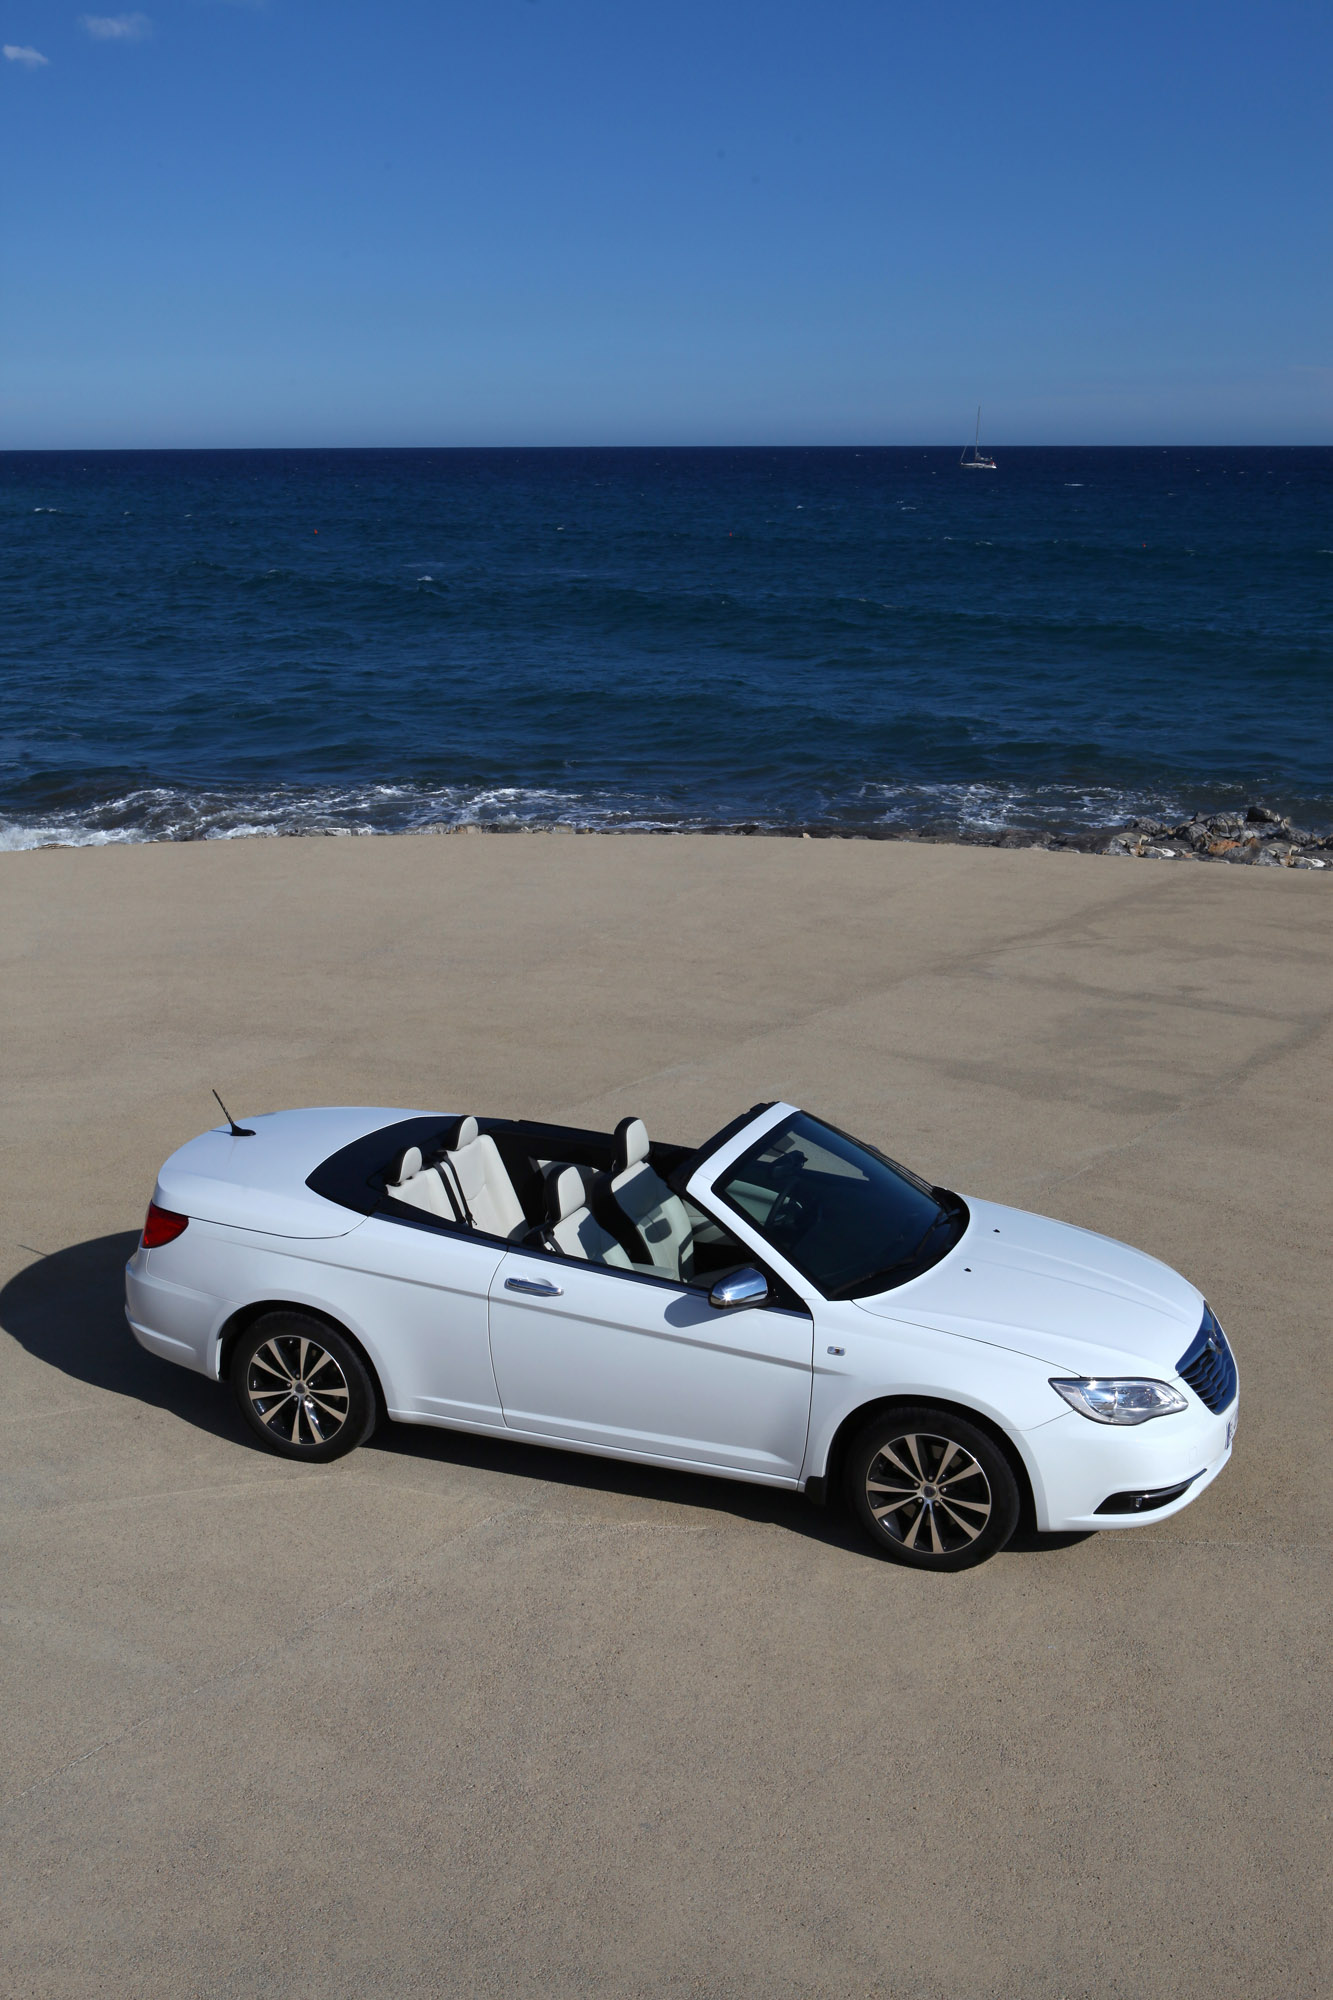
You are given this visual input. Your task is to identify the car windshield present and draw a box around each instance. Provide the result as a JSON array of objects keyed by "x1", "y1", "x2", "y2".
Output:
[{"x1": 713, "y1": 1111, "x2": 967, "y2": 1299}]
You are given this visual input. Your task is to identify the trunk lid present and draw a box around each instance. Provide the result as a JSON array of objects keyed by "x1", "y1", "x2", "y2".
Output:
[{"x1": 153, "y1": 1105, "x2": 416, "y2": 1239}]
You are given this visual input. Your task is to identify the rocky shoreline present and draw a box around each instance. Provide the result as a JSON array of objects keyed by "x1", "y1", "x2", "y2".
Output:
[
  {"x1": 443, "y1": 804, "x2": 1331, "y2": 867},
  {"x1": 854, "y1": 803, "x2": 1331, "y2": 867},
  {"x1": 1098, "y1": 805, "x2": 1331, "y2": 867}
]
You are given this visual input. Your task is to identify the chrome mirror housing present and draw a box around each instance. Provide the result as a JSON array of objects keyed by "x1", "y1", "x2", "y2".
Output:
[{"x1": 708, "y1": 1267, "x2": 770, "y2": 1311}]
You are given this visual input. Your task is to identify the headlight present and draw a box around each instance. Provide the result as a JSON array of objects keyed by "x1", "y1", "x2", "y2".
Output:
[{"x1": 1050, "y1": 1377, "x2": 1188, "y2": 1425}]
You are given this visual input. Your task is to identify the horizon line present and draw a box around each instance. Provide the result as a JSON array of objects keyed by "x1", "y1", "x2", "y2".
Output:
[{"x1": 4, "y1": 440, "x2": 1331, "y2": 455}]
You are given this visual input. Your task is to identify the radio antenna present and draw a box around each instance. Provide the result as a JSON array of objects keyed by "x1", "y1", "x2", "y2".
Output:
[{"x1": 212, "y1": 1089, "x2": 254, "y2": 1138}]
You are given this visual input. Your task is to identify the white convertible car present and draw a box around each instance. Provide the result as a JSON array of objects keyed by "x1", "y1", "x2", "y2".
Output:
[{"x1": 126, "y1": 1101, "x2": 1238, "y2": 1570}]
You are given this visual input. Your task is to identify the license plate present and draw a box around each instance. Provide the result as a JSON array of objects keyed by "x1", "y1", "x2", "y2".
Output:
[{"x1": 1226, "y1": 1410, "x2": 1239, "y2": 1449}]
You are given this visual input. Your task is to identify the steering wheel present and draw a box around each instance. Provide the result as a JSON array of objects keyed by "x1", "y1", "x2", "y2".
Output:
[{"x1": 767, "y1": 1180, "x2": 821, "y2": 1250}]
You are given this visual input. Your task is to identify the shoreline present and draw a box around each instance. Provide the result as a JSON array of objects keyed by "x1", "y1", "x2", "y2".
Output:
[{"x1": 6, "y1": 802, "x2": 1331, "y2": 869}]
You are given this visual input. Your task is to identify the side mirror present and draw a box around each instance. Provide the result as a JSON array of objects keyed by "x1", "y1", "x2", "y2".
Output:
[{"x1": 709, "y1": 1266, "x2": 770, "y2": 1311}]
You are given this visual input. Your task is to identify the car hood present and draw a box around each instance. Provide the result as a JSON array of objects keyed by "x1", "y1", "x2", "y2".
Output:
[
  {"x1": 154, "y1": 1105, "x2": 417, "y2": 1239},
  {"x1": 853, "y1": 1196, "x2": 1204, "y2": 1376}
]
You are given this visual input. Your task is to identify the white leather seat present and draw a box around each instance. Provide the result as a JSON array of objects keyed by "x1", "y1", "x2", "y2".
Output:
[
  {"x1": 385, "y1": 1144, "x2": 457, "y2": 1221},
  {"x1": 608, "y1": 1117, "x2": 695, "y2": 1281},
  {"x1": 543, "y1": 1165, "x2": 633, "y2": 1268},
  {"x1": 439, "y1": 1116, "x2": 527, "y2": 1242}
]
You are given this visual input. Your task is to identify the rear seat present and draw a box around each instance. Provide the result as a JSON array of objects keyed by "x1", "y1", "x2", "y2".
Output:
[
  {"x1": 385, "y1": 1145, "x2": 456, "y2": 1220},
  {"x1": 438, "y1": 1116, "x2": 528, "y2": 1241},
  {"x1": 608, "y1": 1117, "x2": 695, "y2": 1280},
  {"x1": 387, "y1": 1119, "x2": 527, "y2": 1242}
]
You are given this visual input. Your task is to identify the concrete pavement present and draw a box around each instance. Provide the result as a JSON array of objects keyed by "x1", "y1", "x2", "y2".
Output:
[{"x1": 1, "y1": 833, "x2": 1328, "y2": 1998}]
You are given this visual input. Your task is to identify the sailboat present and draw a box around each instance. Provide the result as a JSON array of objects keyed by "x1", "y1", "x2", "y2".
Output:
[{"x1": 960, "y1": 406, "x2": 996, "y2": 469}]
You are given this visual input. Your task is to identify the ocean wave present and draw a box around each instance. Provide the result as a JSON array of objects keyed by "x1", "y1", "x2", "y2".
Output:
[
  {"x1": 850, "y1": 780, "x2": 1186, "y2": 834},
  {"x1": 0, "y1": 778, "x2": 1201, "y2": 851},
  {"x1": 0, "y1": 783, "x2": 584, "y2": 849}
]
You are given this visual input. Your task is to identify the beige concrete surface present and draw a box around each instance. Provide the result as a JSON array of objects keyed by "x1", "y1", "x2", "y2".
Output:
[{"x1": 1, "y1": 832, "x2": 1329, "y2": 2000}]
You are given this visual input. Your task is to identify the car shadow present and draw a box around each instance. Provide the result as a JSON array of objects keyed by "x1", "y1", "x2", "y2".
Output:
[
  {"x1": 2, "y1": 1230, "x2": 257, "y2": 1449},
  {"x1": 1, "y1": 1232, "x2": 1090, "y2": 1563}
]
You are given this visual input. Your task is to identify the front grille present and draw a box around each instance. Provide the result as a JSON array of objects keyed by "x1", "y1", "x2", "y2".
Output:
[{"x1": 1176, "y1": 1307, "x2": 1237, "y2": 1414}]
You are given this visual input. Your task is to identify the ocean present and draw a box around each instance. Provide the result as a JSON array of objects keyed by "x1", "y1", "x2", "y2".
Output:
[{"x1": 2, "y1": 446, "x2": 1329, "y2": 847}]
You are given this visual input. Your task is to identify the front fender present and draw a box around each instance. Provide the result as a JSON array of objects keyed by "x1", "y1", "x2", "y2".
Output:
[{"x1": 801, "y1": 1302, "x2": 1064, "y2": 1523}]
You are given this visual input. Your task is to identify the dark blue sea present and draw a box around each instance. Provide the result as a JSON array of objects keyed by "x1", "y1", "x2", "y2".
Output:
[{"x1": 2, "y1": 447, "x2": 1330, "y2": 847}]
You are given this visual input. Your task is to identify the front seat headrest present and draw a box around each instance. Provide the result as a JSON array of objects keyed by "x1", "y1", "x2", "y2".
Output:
[
  {"x1": 543, "y1": 1164, "x2": 586, "y2": 1224},
  {"x1": 449, "y1": 1115, "x2": 480, "y2": 1151},
  {"x1": 389, "y1": 1144, "x2": 423, "y2": 1186},
  {"x1": 613, "y1": 1116, "x2": 649, "y2": 1174}
]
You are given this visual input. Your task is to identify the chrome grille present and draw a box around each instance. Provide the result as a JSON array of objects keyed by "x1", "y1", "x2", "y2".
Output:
[{"x1": 1176, "y1": 1307, "x2": 1237, "y2": 1414}]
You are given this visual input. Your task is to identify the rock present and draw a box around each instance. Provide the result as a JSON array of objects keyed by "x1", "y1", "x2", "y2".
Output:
[{"x1": 1098, "y1": 804, "x2": 1329, "y2": 871}]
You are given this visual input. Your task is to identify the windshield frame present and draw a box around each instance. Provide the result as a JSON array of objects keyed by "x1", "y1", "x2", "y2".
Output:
[{"x1": 708, "y1": 1110, "x2": 969, "y2": 1301}]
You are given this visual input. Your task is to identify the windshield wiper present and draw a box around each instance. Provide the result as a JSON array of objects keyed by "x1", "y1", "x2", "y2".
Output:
[
  {"x1": 900, "y1": 1208, "x2": 957, "y2": 1263},
  {"x1": 828, "y1": 1193, "x2": 968, "y2": 1300}
]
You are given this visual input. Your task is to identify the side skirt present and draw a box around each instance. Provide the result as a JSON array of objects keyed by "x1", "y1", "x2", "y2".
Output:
[{"x1": 384, "y1": 1405, "x2": 802, "y2": 1490}]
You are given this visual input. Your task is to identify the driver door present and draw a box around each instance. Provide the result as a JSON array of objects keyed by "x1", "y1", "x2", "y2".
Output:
[{"x1": 486, "y1": 1240, "x2": 814, "y2": 1480}]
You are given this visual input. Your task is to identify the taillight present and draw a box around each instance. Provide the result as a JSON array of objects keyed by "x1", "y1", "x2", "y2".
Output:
[{"x1": 142, "y1": 1202, "x2": 189, "y2": 1249}]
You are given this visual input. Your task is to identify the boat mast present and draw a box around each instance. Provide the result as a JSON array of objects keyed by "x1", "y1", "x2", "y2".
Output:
[{"x1": 961, "y1": 404, "x2": 990, "y2": 466}]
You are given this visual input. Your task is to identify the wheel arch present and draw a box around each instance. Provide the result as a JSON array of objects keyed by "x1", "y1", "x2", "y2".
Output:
[
  {"x1": 815, "y1": 1394, "x2": 1038, "y2": 1529},
  {"x1": 216, "y1": 1300, "x2": 389, "y2": 1422}
]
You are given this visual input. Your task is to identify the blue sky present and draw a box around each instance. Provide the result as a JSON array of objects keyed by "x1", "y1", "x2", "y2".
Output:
[{"x1": 3, "y1": 1, "x2": 1330, "y2": 446}]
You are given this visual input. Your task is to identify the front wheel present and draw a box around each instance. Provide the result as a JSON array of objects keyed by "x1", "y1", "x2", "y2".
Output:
[
  {"x1": 844, "y1": 1406, "x2": 1020, "y2": 1570},
  {"x1": 230, "y1": 1312, "x2": 377, "y2": 1462}
]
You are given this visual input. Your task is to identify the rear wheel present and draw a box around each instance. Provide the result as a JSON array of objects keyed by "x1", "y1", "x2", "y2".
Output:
[
  {"x1": 230, "y1": 1312, "x2": 376, "y2": 1462},
  {"x1": 844, "y1": 1406, "x2": 1019, "y2": 1570}
]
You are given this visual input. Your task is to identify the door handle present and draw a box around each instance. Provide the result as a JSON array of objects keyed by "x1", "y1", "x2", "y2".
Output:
[{"x1": 504, "y1": 1276, "x2": 563, "y2": 1297}]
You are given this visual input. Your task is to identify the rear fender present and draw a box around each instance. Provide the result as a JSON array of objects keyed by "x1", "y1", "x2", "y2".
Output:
[
  {"x1": 183, "y1": 1226, "x2": 402, "y2": 1405},
  {"x1": 215, "y1": 1298, "x2": 389, "y2": 1422}
]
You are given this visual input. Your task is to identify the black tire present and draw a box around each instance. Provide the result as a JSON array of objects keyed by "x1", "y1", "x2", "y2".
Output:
[
  {"x1": 230, "y1": 1312, "x2": 377, "y2": 1463},
  {"x1": 844, "y1": 1405, "x2": 1020, "y2": 1571}
]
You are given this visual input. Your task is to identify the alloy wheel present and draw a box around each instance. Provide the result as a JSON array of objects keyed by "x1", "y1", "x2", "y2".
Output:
[
  {"x1": 246, "y1": 1332, "x2": 351, "y2": 1448},
  {"x1": 864, "y1": 1430, "x2": 993, "y2": 1556}
]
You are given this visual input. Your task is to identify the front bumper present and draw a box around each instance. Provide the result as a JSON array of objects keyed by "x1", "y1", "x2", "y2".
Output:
[{"x1": 1028, "y1": 1395, "x2": 1236, "y2": 1532}]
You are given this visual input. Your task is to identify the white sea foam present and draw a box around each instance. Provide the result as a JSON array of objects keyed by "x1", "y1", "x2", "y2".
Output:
[
  {"x1": 852, "y1": 780, "x2": 1183, "y2": 834},
  {"x1": 0, "y1": 782, "x2": 654, "y2": 850},
  {"x1": 0, "y1": 777, "x2": 1206, "y2": 851}
]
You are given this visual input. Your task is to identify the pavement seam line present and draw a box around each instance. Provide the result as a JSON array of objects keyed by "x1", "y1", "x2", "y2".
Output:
[
  {"x1": 572, "y1": 874, "x2": 1171, "y2": 1113},
  {"x1": 1025, "y1": 1013, "x2": 1333, "y2": 1196}
]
